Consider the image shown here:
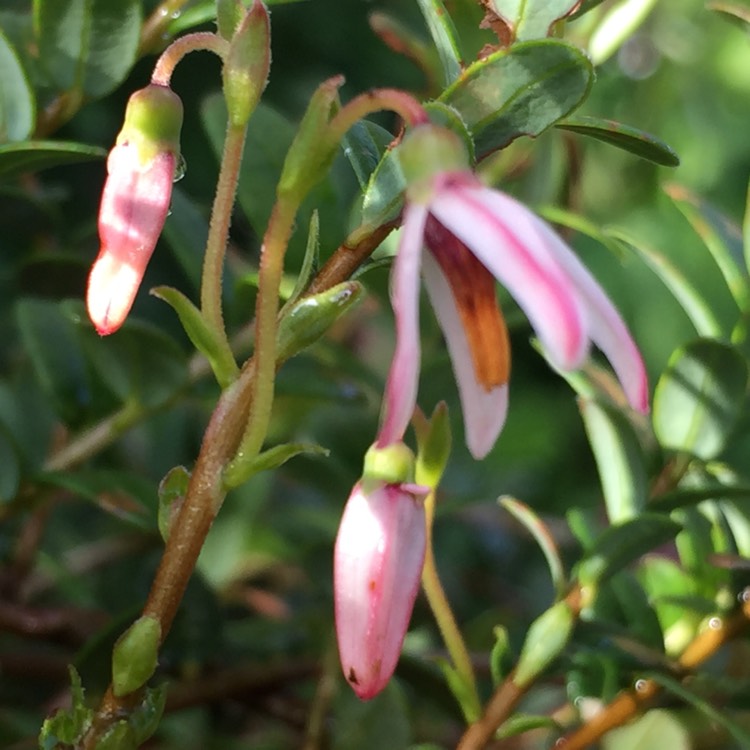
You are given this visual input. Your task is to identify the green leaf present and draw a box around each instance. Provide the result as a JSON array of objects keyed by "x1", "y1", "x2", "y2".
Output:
[
  {"x1": 0, "y1": 140, "x2": 106, "y2": 179},
  {"x1": 415, "y1": 0, "x2": 462, "y2": 84},
  {"x1": 38, "y1": 667, "x2": 94, "y2": 749},
  {"x1": 652, "y1": 339, "x2": 748, "y2": 460},
  {"x1": 588, "y1": 0, "x2": 659, "y2": 66},
  {"x1": 500, "y1": 496, "x2": 567, "y2": 598},
  {"x1": 557, "y1": 116, "x2": 679, "y2": 166},
  {"x1": 34, "y1": 0, "x2": 141, "y2": 98},
  {"x1": 579, "y1": 399, "x2": 648, "y2": 524},
  {"x1": 151, "y1": 285, "x2": 238, "y2": 388},
  {"x1": 607, "y1": 228, "x2": 724, "y2": 338},
  {"x1": 129, "y1": 685, "x2": 167, "y2": 745},
  {"x1": 15, "y1": 298, "x2": 91, "y2": 425},
  {"x1": 341, "y1": 119, "x2": 395, "y2": 191},
  {"x1": 708, "y1": 2, "x2": 750, "y2": 29},
  {"x1": 38, "y1": 469, "x2": 156, "y2": 530},
  {"x1": 485, "y1": 0, "x2": 580, "y2": 42},
  {"x1": 414, "y1": 402, "x2": 452, "y2": 490},
  {"x1": 602, "y1": 708, "x2": 689, "y2": 750},
  {"x1": 497, "y1": 714, "x2": 561, "y2": 739},
  {"x1": 0, "y1": 28, "x2": 34, "y2": 142},
  {"x1": 439, "y1": 40, "x2": 593, "y2": 156},
  {"x1": 665, "y1": 183, "x2": 749, "y2": 310},
  {"x1": 646, "y1": 672, "x2": 750, "y2": 748},
  {"x1": 489, "y1": 625, "x2": 511, "y2": 685},
  {"x1": 223, "y1": 441, "x2": 329, "y2": 489},
  {"x1": 744, "y1": 177, "x2": 750, "y2": 277},
  {"x1": 0, "y1": 423, "x2": 21, "y2": 503},
  {"x1": 514, "y1": 600, "x2": 575, "y2": 687},
  {"x1": 656, "y1": 483, "x2": 750, "y2": 513},
  {"x1": 75, "y1": 316, "x2": 188, "y2": 409},
  {"x1": 576, "y1": 514, "x2": 682, "y2": 587}
]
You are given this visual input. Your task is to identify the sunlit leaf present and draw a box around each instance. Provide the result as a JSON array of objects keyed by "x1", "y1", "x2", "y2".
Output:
[
  {"x1": 0, "y1": 28, "x2": 34, "y2": 143},
  {"x1": 483, "y1": 0, "x2": 580, "y2": 42}
]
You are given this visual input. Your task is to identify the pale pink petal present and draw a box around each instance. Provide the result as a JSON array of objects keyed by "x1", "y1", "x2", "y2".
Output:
[
  {"x1": 87, "y1": 144, "x2": 175, "y2": 335},
  {"x1": 334, "y1": 481, "x2": 427, "y2": 699},
  {"x1": 378, "y1": 203, "x2": 429, "y2": 447},
  {"x1": 531, "y1": 219, "x2": 650, "y2": 412},
  {"x1": 430, "y1": 182, "x2": 589, "y2": 370},
  {"x1": 422, "y1": 252, "x2": 509, "y2": 459}
]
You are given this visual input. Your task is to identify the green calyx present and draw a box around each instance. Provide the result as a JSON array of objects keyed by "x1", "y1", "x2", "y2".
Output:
[
  {"x1": 362, "y1": 442, "x2": 417, "y2": 488},
  {"x1": 398, "y1": 124, "x2": 470, "y2": 200},
  {"x1": 118, "y1": 84, "x2": 183, "y2": 164}
]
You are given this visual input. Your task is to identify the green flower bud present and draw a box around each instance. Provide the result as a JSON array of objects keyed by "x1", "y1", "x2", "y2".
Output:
[
  {"x1": 222, "y1": 0, "x2": 271, "y2": 127},
  {"x1": 112, "y1": 616, "x2": 161, "y2": 697},
  {"x1": 362, "y1": 442, "x2": 417, "y2": 487}
]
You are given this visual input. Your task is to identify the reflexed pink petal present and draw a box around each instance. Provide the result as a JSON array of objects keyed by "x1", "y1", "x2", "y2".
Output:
[
  {"x1": 334, "y1": 480, "x2": 427, "y2": 700},
  {"x1": 422, "y1": 252, "x2": 509, "y2": 459},
  {"x1": 532, "y1": 219, "x2": 650, "y2": 412},
  {"x1": 430, "y1": 181, "x2": 589, "y2": 370},
  {"x1": 378, "y1": 203, "x2": 429, "y2": 447},
  {"x1": 86, "y1": 144, "x2": 175, "y2": 335}
]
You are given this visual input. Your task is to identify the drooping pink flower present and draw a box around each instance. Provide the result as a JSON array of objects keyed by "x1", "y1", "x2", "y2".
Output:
[
  {"x1": 379, "y1": 149, "x2": 649, "y2": 460},
  {"x1": 334, "y1": 477, "x2": 428, "y2": 700},
  {"x1": 86, "y1": 84, "x2": 183, "y2": 335}
]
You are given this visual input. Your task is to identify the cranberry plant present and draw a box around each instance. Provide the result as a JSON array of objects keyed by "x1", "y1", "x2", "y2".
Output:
[{"x1": 1, "y1": 1, "x2": 750, "y2": 749}]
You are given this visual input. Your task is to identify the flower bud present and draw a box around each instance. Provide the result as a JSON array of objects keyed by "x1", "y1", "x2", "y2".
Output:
[
  {"x1": 334, "y1": 478, "x2": 428, "y2": 699},
  {"x1": 87, "y1": 84, "x2": 183, "y2": 335}
]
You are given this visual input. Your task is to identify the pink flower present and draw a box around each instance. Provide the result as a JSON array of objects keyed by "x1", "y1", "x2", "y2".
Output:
[
  {"x1": 334, "y1": 477, "x2": 428, "y2": 700},
  {"x1": 86, "y1": 84, "x2": 183, "y2": 335},
  {"x1": 378, "y1": 166, "x2": 649, "y2": 460}
]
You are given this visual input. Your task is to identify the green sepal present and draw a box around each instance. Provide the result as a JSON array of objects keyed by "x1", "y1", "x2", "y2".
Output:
[
  {"x1": 129, "y1": 685, "x2": 167, "y2": 745},
  {"x1": 112, "y1": 616, "x2": 162, "y2": 697},
  {"x1": 118, "y1": 84, "x2": 183, "y2": 164},
  {"x1": 362, "y1": 442, "x2": 417, "y2": 488},
  {"x1": 223, "y1": 441, "x2": 330, "y2": 489},
  {"x1": 151, "y1": 285, "x2": 239, "y2": 387},
  {"x1": 277, "y1": 76, "x2": 343, "y2": 202},
  {"x1": 157, "y1": 465, "x2": 190, "y2": 543},
  {"x1": 514, "y1": 600, "x2": 575, "y2": 687},
  {"x1": 414, "y1": 401, "x2": 452, "y2": 489},
  {"x1": 398, "y1": 124, "x2": 470, "y2": 199},
  {"x1": 95, "y1": 721, "x2": 136, "y2": 750},
  {"x1": 223, "y1": 0, "x2": 271, "y2": 127},
  {"x1": 276, "y1": 281, "x2": 364, "y2": 361}
]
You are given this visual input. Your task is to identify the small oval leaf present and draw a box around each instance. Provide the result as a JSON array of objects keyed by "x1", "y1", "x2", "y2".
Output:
[
  {"x1": 439, "y1": 40, "x2": 593, "y2": 157},
  {"x1": 557, "y1": 115, "x2": 679, "y2": 166}
]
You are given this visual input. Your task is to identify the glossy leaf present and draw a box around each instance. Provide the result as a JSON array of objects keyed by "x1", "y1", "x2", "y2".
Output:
[
  {"x1": 653, "y1": 339, "x2": 748, "y2": 460},
  {"x1": 112, "y1": 616, "x2": 161, "y2": 697},
  {"x1": 34, "y1": 0, "x2": 141, "y2": 98},
  {"x1": 557, "y1": 116, "x2": 679, "y2": 166},
  {"x1": 151, "y1": 285, "x2": 238, "y2": 387},
  {"x1": 0, "y1": 28, "x2": 34, "y2": 143},
  {"x1": 576, "y1": 514, "x2": 682, "y2": 587},
  {"x1": 484, "y1": 0, "x2": 580, "y2": 42},
  {"x1": 665, "y1": 183, "x2": 749, "y2": 310},
  {"x1": 15, "y1": 298, "x2": 91, "y2": 424},
  {"x1": 607, "y1": 228, "x2": 724, "y2": 338},
  {"x1": 500, "y1": 496, "x2": 567, "y2": 597},
  {"x1": 415, "y1": 0, "x2": 462, "y2": 84},
  {"x1": 0, "y1": 140, "x2": 106, "y2": 179},
  {"x1": 439, "y1": 40, "x2": 593, "y2": 157},
  {"x1": 157, "y1": 465, "x2": 190, "y2": 542},
  {"x1": 76, "y1": 317, "x2": 188, "y2": 409},
  {"x1": 342, "y1": 119, "x2": 395, "y2": 192},
  {"x1": 580, "y1": 399, "x2": 648, "y2": 524}
]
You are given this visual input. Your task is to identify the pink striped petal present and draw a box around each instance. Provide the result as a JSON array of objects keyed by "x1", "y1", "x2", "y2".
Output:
[
  {"x1": 378, "y1": 203, "x2": 428, "y2": 447},
  {"x1": 531, "y1": 218, "x2": 650, "y2": 412},
  {"x1": 430, "y1": 182, "x2": 590, "y2": 371},
  {"x1": 422, "y1": 252, "x2": 509, "y2": 458},
  {"x1": 334, "y1": 480, "x2": 427, "y2": 699}
]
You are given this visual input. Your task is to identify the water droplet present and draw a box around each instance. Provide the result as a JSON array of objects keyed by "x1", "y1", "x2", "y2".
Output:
[
  {"x1": 709, "y1": 616, "x2": 722, "y2": 630},
  {"x1": 635, "y1": 679, "x2": 648, "y2": 692},
  {"x1": 739, "y1": 587, "x2": 750, "y2": 603},
  {"x1": 170, "y1": 10, "x2": 181, "y2": 19},
  {"x1": 173, "y1": 154, "x2": 187, "y2": 183},
  {"x1": 159, "y1": 7, "x2": 170, "y2": 18}
]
